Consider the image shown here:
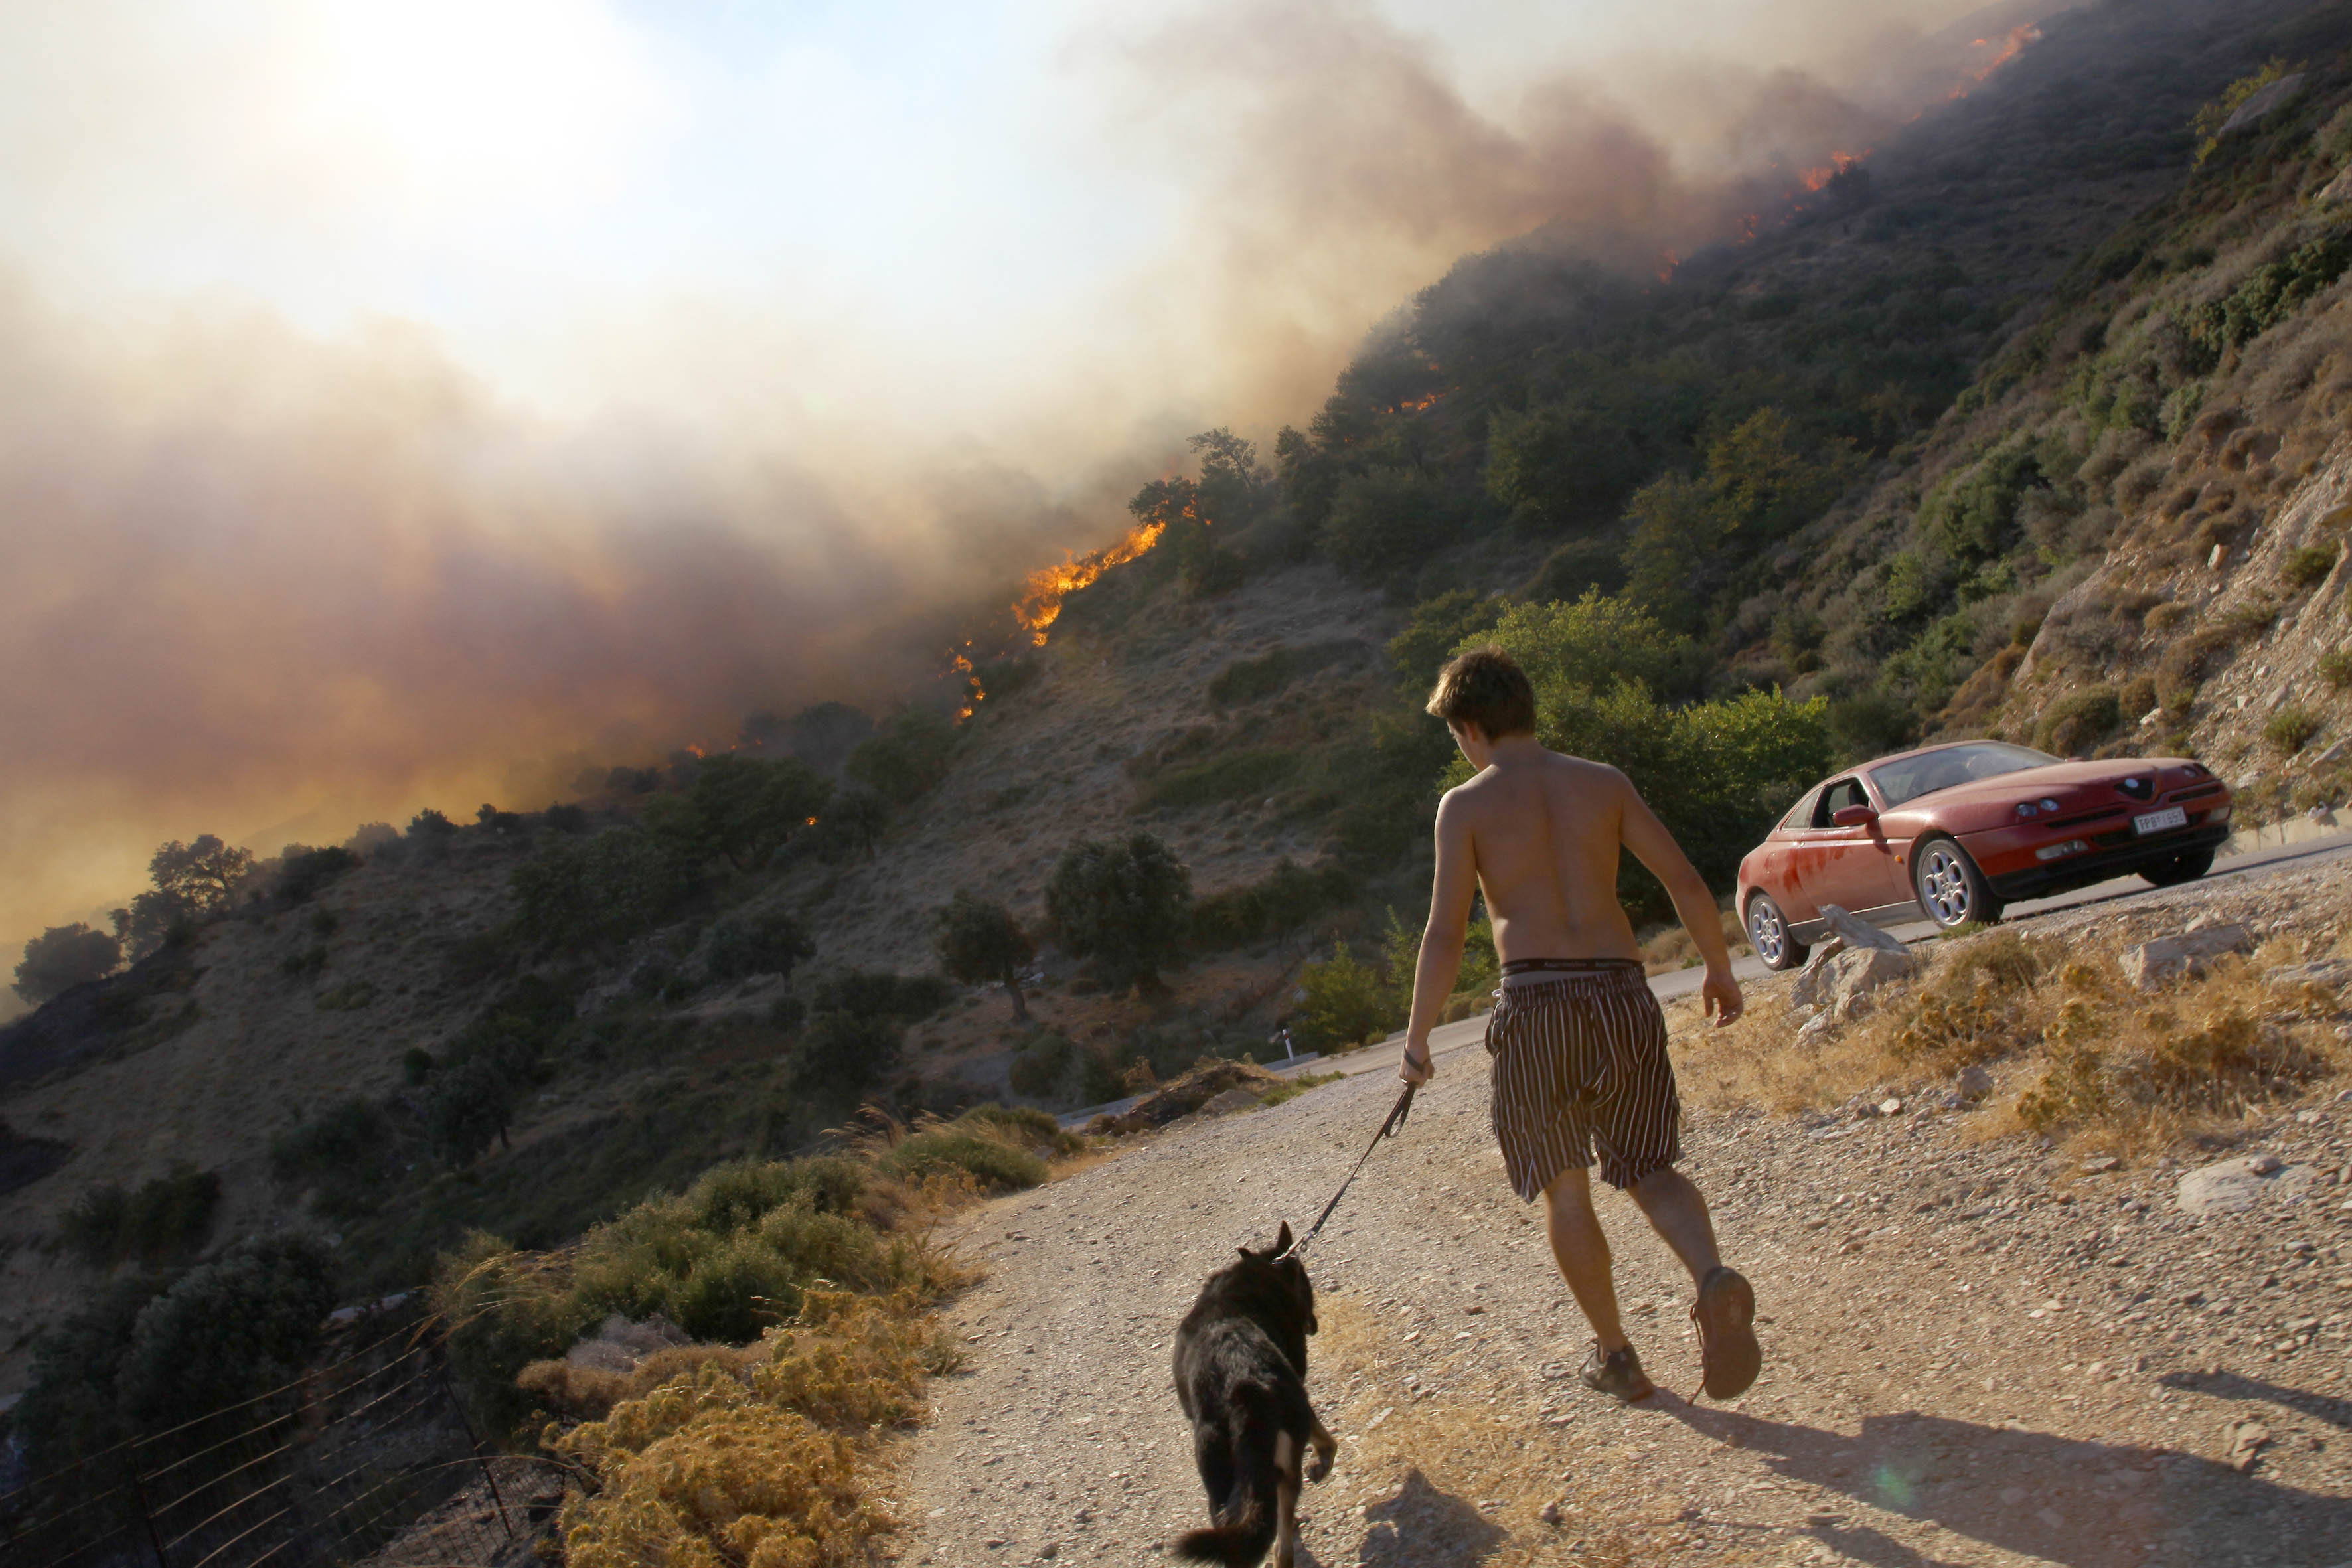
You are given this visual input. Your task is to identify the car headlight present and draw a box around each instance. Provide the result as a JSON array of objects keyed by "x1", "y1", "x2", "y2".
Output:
[
  {"x1": 2040, "y1": 797, "x2": 2061, "y2": 813},
  {"x1": 2016, "y1": 802, "x2": 2039, "y2": 817}
]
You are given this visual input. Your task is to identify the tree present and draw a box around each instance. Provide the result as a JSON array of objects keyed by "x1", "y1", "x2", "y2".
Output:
[
  {"x1": 934, "y1": 892, "x2": 1036, "y2": 1021},
  {"x1": 1046, "y1": 833, "x2": 1192, "y2": 994},
  {"x1": 646, "y1": 753, "x2": 831, "y2": 872},
  {"x1": 817, "y1": 787, "x2": 888, "y2": 861},
  {"x1": 114, "y1": 1233, "x2": 336, "y2": 1423},
  {"x1": 704, "y1": 906, "x2": 815, "y2": 981},
  {"x1": 1296, "y1": 941, "x2": 1401, "y2": 1052},
  {"x1": 845, "y1": 708, "x2": 959, "y2": 805},
  {"x1": 13, "y1": 924, "x2": 121, "y2": 1003},
  {"x1": 510, "y1": 827, "x2": 695, "y2": 947},
  {"x1": 428, "y1": 1056, "x2": 522, "y2": 1164},
  {"x1": 790, "y1": 1010, "x2": 902, "y2": 1106},
  {"x1": 149, "y1": 834, "x2": 254, "y2": 913}
]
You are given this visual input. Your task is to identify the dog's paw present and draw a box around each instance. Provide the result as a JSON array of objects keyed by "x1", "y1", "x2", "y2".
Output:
[{"x1": 1307, "y1": 1444, "x2": 1336, "y2": 1484}]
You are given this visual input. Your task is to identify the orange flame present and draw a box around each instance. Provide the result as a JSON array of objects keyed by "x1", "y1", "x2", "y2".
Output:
[
  {"x1": 1012, "y1": 520, "x2": 1169, "y2": 646},
  {"x1": 1799, "y1": 150, "x2": 1869, "y2": 192},
  {"x1": 1656, "y1": 249, "x2": 1680, "y2": 283},
  {"x1": 1393, "y1": 392, "x2": 1442, "y2": 414},
  {"x1": 1952, "y1": 24, "x2": 2039, "y2": 95}
]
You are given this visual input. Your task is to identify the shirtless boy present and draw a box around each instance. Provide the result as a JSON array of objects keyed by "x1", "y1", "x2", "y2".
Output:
[{"x1": 1397, "y1": 646, "x2": 1760, "y2": 1403}]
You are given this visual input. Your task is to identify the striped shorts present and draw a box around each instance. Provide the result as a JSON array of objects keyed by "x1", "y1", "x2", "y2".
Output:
[{"x1": 1485, "y1": 961, "x2": 1680, "y2": 1200}]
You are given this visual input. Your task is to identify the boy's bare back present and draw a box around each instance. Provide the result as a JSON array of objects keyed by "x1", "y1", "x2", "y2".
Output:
[{"x1": 1445, "y1": 750, "x2": 1644, "y2": 965}]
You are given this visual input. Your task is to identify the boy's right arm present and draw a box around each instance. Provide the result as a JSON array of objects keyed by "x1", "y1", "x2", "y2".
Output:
[
  {"x1": 1401, "y1": 793, "x2": 1478, "y2": 1082},
  {"x1": 1615, "y1": 771, "x2": 1745, "y2": 1026}
]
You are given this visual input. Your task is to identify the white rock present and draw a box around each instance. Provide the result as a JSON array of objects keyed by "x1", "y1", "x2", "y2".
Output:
[
  {"x1": 2175, "y1": 1154, "x2": 2303, "y2": 1215},
  {"x1": 2268, "y1": 959, "x2": 2352, "y2": 991},
  {"x1": 1198, "y1": 1087, "x2": 1261, "y2": 1115},
  {"x1": 2118, "y1": 924, "x2": 2254, "y2": 988},
  {"x1": 2218, "y1": 74, "x2": 2305, "y2": 138},
  {"x1": 1818, "y1": 903, "x2": 1911, "y2": 955}
]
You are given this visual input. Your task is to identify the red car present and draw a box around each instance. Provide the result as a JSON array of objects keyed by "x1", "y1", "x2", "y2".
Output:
[{"x1": 1736, "y1": 740, "x2": 2234, "y2": 968}]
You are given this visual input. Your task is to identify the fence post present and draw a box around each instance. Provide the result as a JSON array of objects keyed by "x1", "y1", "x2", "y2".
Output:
[
  {"x1": 127, "y1": 1460, "x2": 171, "y2": 1568},
  {"x1": 434, "y1": 1356, "x2": 514, "y2": 1542}
]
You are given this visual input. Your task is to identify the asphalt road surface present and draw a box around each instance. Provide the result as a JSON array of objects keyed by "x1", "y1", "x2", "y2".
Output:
[{"x1": 1302, "y1": 828, "x2": 2352, "y2": 1085}]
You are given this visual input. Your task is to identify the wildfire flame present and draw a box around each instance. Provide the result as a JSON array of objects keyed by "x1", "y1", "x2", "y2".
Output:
[
  {"x1": 1952, "y1": 24, "x2": 2039, "y2": 96},
  {"x1": 1799, "y1": 150, "x2": 1870, "y2": 193},
  {"x1": 1012, "y1": 519, "x2": 1169, "y2": 647}
]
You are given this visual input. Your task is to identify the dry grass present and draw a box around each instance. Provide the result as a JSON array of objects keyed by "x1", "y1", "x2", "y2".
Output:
[
  {"x1": 551, "y1": 1290, "x2": 959, "y2": 1568},
  {"x1": 1639, "y1": 907, "x2": 1752, "y2": 976},
  {"x1": 1673, "y1": 924, "x2": 2349, "y2": 1158}
]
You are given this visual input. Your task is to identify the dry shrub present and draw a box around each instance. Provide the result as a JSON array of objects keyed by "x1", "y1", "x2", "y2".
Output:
[
  {"x1": 551, "y1": 1289, "x2": 962, "y2": 1568},
  {"x1": 1675, "y1": 929, "x2": 2344, "y2": 1150},
  {"x1": 518, "y1": 1342, "x2": 764, "y2": 1419}
]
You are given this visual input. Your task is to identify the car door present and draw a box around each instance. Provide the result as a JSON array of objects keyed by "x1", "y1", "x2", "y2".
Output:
[{"x1": 1776, "y1": 777, "x2": 1905, "y2": 919}]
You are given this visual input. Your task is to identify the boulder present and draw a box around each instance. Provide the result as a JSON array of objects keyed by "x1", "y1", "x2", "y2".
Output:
[
  {"x1": 1198, "y1": 1087, "x2": 1261, "y2": 1116},
  {"x1": 2320, "y1": 166, "x2": 2352, "y2": 206},
  {"x1": 2267, "y1": 959, "x2": 2352, "y2": 992},
  {"x1": 2175, "y1": 1152, "x2": 2309, "y2": 1216},
  {"x1": 2118, "y1": 924, "x2": 2254, "y2": 988},
  {"x1": 2217, "y1": 73, "x2": 2306, "y2": 139},
  {"x1": 1953, "y1": 1065, "x2": 1995, "y2": 1104},
  {"x1": 1818, "y1": 903, "x2": 1912, "y2": 955},
  {"x1": 1788, "y1": 941, "x2": 1847, "y2": 1009}
]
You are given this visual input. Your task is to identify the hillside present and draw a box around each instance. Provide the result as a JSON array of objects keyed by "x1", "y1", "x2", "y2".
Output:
[{"x1": 7, "y1": 0, "x2": 2352, "y2": 1456}]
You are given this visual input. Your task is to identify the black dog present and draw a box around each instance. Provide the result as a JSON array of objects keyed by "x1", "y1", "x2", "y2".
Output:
[{"x1": 1170, "y1": 1221, "x2": 1338, "y2": 1568}]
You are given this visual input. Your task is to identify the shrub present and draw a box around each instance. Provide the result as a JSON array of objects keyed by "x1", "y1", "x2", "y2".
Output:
[
  {"x1": 790, "y1": 1011, "x2": 903, "y2": 1105},
  {"x1": 688, "y1": 1156, "x2": 867, "y2": 1233},
  {"x1": 114, "y1": 1233, "x2": 337, "y2": 1423},
  {"x1": 1296, "y1": 941, "x2": 1400, "y2": 1052},
  {"x1": 1046, "y1": 834, "x2": 1192, "y2": 993},
  {"x1": 2321, "y1": 649, "x2": 2352, "y2": 691},
  {"x1": 876, "y1": 1126, "x2": 1048, "y2": 1191},
  {"x1": 272, "y1": 1097, "x2": 402, "y2": 1219},
  {"x1": 1007, "y1": 1034, "x2": 1077, "y2": 1099},
  {"x1": 544, "y1": 802, "x2": 589, "y2": 833},
  {"x1": 2032, "y1": 686, "x2": 2122, "y2": 757},
  {"x1": 1132, "y1": 749, "x2": 1302, "y2": 813},
  {"x1": 799, "y1": 971, "x2": 955, "y2": 1023},
  {"x1": 511, "y1": 827, "x2": 696, "y2": 947},
  {"x1": 2189, "y1": 234, "x2": 2352, "y2": 353},
  {"x1": 645, "y1": 753, "x2": 832, "y2": 872},
  {"x1": 2265, "y1": 706, "x2": 2322, "y2": 753},
  {"x1": 845, "y1": 707, "x2": 959, "y2": 806},
  {"x1": 13, "y1": 923, "x2": 121, "y2": 1004},
  {"x1": 1387, "y1": 590, "x2": 1504, "y2": 690},
  {"x1": 2284, "y1": 544, "x2": 2339, "y2": 589},
  {"x1": 277, "y1": 844, "x2": 358, "y2": 903},
  {"x1": 1919, "y1": 441, "x2": 2047, "y2": 563},
  {"x1": 59, "y1": 1166, "x2": 222, "y2": 1265},
  {"x1": 705, "y1": 906, "x2": 816, "y2": 982},
  {"x1": 1319, "y1": 467, "x2": 1455, "y2": 582},
  {"x1": 1208, "y1": 647, "x2": 1302, "y2": 706},
  {"x1": 2154, "y1": 627, "x2": 2240, "y2": 708},
  {"x1": 1190, "y1": 858, "x2": 1356, "y2": 951}
]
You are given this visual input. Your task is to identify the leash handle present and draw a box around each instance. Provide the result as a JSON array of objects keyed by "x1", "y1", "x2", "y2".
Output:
[{"x1": 1280, "y1": 1081, "x2": 1415, "y2": 1261}]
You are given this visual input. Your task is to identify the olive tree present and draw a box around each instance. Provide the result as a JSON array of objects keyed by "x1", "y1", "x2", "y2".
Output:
[
  {"x1": 1045, "y1": 833, "x2": 1191, "y2": 994},
  {"x1": 933, "y1": 891, "x2": 1036, "y2": 1021}
]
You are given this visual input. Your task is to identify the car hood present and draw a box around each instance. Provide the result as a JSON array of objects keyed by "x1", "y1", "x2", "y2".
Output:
[{"x1": 1879, "y1": 757, "x2": 2215, "y2": 830}]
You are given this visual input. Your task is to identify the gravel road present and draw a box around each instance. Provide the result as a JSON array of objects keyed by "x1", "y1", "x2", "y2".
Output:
[{"x1": 886, "y1": 854, "x2": 2352, "y2": 1568}]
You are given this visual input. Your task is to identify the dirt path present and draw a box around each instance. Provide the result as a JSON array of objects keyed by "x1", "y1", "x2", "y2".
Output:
[{"x1": 888, "y1": 882, "x2": 2352, "y2": 1567}]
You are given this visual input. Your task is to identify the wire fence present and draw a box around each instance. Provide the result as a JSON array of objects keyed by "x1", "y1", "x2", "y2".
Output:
[{"x1": 0, "y1": 1317, "x2": 574, "y2": 1568}]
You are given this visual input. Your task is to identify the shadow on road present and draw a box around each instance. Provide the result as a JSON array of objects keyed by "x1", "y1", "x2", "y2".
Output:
[
  {"x1": 1658, "y1": 1397, "x2": 2351, "y2": 1567},
  {"x1": 2159, "y1": 1367, "x2": 2352, "y2": 1432},
  {"x1": 1310, "y1": 1466, "x2": 1509, "y2": 1567}
]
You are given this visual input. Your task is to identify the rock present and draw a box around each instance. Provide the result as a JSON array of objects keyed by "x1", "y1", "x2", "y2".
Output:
[
  {"x1": 1818, "y1": 904, "x2": 1911, "y2": 955},
  {"x1": 2319, "y1": 165, "x2": 2352, "y2": 206},
  {"x1": 2081, "y1": 1155, "x2": 2120, "y2": 1173},
  {"x1": 2218, "y1": 74, "x2": 2305, "y2": 138},
  {"x1": 2176, "y1": 1154, "x2": 2298, "y2": 1215},
  {"x1": 1797, "y1": 1012, "x2": 1833, "y2": 1042},
  {"x1": 2223, "y1": 1419, "x2": 2270, "y2": 1472},
  {"x1": 2118, "y1": 924, "x2": 2254, "y2": 988},
  {"x1": 1541, "y1": 1500, "x2": 1564, "y2": 1526},
  {"x1": 1788, "y1": 943, "x2": 1845, "y2": 1008},
  {"x1": 1198, "y1": 1087, "x2": 1261, "y2": 1116},
  {"x1": 1825, "y1": 945, "x2": 1922, "y2": 1014},
  {"x1": 1954, "y1": 1065, "x2": 1995, "y2": 1103},
  {"x1": 1878, "y1": 1097, "x2": 1904, "y2": 1117},
  {"x1": 2268, "y1": 959, "x2": 2352, "y2": 991}
]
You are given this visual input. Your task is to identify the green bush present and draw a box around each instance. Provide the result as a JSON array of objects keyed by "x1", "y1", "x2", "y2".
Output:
[
  {"x1": 1132, "y1": 749, "x2": 1302, "y2": 813},
  {"x1": 1318, "y1": 467, "x2": 1455, "y2": 582},
  {"x1": 1007, "y1": 1033, "x2": 1077, "y2": 1099},
  {"x1": 1190, "y1": 858, "x2": 1355, "y2": 950},
  {"x1": 704, "y1": 906, "x2": 815, "y2": 981},
  {"x1": 1920, "y1": 441, "x2": 2047, "y2": 563},
  {"x1": 2284, "y1": 544, "x2": 2339, "y2": 589},
  {"x1": 1387, "y1": 589, "x2": 1504, "y2": 690},
  {"x1": 688, "y1": 1156, "x2": 867, "y2": 1232},
  {"x1": 2189, "y1": 233, "x2": 2352, "y2": 353},
  {"x1": 277, "y1": 844, "x2": 358, "y2": 903},
  {"x1": 643, "y1": 753, "x2": 831, "y2": 872},
  {"x1": 789, "y1": 1010, "x2": 903, "y2": 1105},
  {"x1": 800, "y1": 970, "x2": 955, "y2": 1023},
  {"x1": 2033, "y1": 686, "x2": 2124, "y2": 757},
  {"x1": 114, "y1": 1233, "x2": 337, "y2": 1423},
  {"x1": 876, "y1": 1128, "x2": 1048, "y2": 1190},
  {"x1": 2321, "y1": 649, "x2": 2352, "y2": 690},
  {"x1": 846, "y1": 706, "x2": 960, "y2": 806},
  {"x1": 957, "y1": 1103, "x2": 1081, "y2": 1156},
  {"x1": 511, "y1": 827, "x2": 695, "y2": 947},
  {"x1": 2266, "y1": 706, "x2": 2322, "y2": 753},
  {"x1": 1296, "y1": 941, "x2": 1401, "y2": 1052},
  {"x1": 933, "y1": 892, "x2": 1035, "y2": 1019},
  {"x1": 59, "y1": 1166, "x2": 222, "y2": 1265},
  {"x1": 272, "y1": 1097, "x2": 402, "y2": 1219}
]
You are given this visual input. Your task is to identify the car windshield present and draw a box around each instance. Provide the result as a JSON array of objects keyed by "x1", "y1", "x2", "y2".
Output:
[{"x1": 1867, "y1": 742, "x2": 2059, "y2": 807}]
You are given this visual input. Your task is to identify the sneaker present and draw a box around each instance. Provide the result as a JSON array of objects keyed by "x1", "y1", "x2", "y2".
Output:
[
  {"x1": 1691, "y1": 1266, "x2": 1761, "y2": 1400},
  {"x1": 1580, "y1": 1340, "x2": 1656, "y2": 1402}
]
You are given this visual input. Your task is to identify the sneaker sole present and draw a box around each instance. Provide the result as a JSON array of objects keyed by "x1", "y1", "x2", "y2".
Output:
[{"x1": 1695, "y1": 1269, "x2": 1761, "y2": 1400}]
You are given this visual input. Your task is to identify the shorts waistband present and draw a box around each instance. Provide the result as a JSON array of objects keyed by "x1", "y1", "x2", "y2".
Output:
[{"x1": 1499, "y1": 957, "x2": 1645, "y2": 988}]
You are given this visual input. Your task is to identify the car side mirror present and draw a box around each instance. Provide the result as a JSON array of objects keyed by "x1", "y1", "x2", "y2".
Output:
[{"x1": 1831, "y1": 805, "x2": 1879, "y2": 829}]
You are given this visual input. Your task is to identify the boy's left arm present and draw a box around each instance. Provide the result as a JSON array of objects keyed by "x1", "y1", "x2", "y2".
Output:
[{"x1": 1401, "y1": 794, "x2": 1478, "y2": 1082}]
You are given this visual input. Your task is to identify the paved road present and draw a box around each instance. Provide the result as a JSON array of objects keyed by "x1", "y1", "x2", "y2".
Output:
[{"x1": 1298, "y1": 828, "x2": 2352, "y2": 1087}]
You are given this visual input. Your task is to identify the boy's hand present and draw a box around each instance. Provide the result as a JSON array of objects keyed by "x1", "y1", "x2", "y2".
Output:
[
  {"x1": 1702, "y1": 969, "x2": 1744, "y2": 1026},
  {"x1": 1398, "y1": 1040, "x2": 1434, "y2": 1084}
]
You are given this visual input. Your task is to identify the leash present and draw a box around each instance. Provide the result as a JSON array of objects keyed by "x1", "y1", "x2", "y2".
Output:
[{"x1": 1278, "y1": 1079, "x2": 1417, "y2": 1261}]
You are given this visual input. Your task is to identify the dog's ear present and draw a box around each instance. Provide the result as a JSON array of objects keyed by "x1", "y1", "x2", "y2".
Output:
[{"x1": 1273, "y1": 1220, "x2": 1294, "y2": 1253}]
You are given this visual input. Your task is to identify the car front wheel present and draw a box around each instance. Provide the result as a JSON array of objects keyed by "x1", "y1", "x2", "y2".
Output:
[
  {"x1": 2140, "y1": 848, "x2": 2215, "y2": 887},
  {"x1": 1912, "y1": 836, "x2": 2003, "y2": 930},
  {"x1": 1745, "y1": 892, "x2": 1810, "y2": 971}
]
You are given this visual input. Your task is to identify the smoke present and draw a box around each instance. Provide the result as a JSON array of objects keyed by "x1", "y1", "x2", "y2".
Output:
[{"x1": 0, "y1": 0, "x2": 2030, "y2": 945}]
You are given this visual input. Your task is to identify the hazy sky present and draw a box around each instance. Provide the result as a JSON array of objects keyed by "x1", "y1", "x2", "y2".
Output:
[{"x1": 0, "y1": 0, "x2": 2000, "y2": 959}]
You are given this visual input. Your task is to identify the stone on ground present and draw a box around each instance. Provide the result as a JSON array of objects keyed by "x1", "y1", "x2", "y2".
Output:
[{"x1": 2118, "y1": 923, "x2": 2254, "y2": 988}]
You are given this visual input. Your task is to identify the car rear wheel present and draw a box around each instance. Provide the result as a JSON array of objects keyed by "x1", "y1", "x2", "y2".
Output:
[
  {"x1": 2139, "y1": 848, "x2": 2215, "y2": 887},
  {"x1": 1912, "y1": 836, "x2": 2003, "y2": 930},
  {"x1": 1745, "y1": 892, "x2": 1809, "y2": 971}
]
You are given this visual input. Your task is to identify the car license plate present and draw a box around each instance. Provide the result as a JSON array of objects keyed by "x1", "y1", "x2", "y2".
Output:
[{"x1": 2133, "y1": 806, "x2": 2188, "y2": 836}]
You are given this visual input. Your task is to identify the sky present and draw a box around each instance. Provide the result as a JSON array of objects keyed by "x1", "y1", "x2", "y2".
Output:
[{"x1": 0, "y1": 0, "x2": 2011, "y2": 965}]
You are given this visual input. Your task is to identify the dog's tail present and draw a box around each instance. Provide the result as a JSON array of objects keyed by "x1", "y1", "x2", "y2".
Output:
[{"x1": 1168, "y1": 1421, "x2": 1280, "y2": 1565}]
